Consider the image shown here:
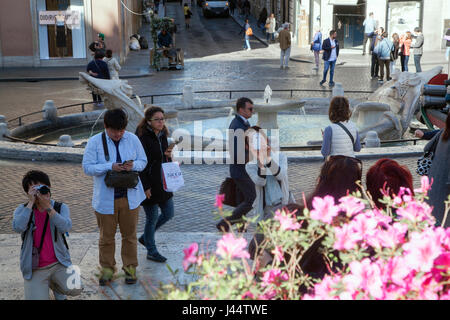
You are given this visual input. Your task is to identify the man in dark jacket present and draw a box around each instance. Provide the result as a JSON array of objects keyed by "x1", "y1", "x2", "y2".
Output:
[
  {"x1": 86, "y1": 50, "x2": 110, "y2": 107},
  {"x1": 320, "y1": 30, "x2": 339, "y2": 88},
  {"x1": 217, "y1": 97, "x2": 256, "y2": 232}
]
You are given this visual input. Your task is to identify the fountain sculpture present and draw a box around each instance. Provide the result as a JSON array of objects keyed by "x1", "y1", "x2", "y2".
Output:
[{"x1": 351, "y1": 66, "x2": 443, "y2": 140}]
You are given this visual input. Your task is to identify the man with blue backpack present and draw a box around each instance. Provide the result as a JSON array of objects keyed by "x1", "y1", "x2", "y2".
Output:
[{"x1": 374, "y1": 31, "x2": 394, "y2": 83}]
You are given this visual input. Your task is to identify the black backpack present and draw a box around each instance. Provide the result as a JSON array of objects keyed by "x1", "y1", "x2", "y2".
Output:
[{"x1": 21, "y1": 201, "x2": 69, "y2": 250}]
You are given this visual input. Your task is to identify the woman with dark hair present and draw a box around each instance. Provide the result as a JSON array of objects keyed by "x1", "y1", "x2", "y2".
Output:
[
  {"x1": 366, "y1": 158, "x2": 414, "y2": 209},
  {"x1": 321, "y1": 96, "x2": 361, "y2": 160},
  {"x1": 426, "y1": 112, "x2": 450, "y2": 227},
  {"x1": 136, "y1": 106, "x2": 175, "y2": 262},
  {"x1": 249, "y1": 155, "x2": 362, "y2": 271}
]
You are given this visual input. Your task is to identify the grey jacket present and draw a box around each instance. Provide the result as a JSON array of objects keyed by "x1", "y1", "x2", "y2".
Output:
[
  {"x1": 12, "y1": 200, "x2": 73, "y2": 280},
  {"x1": 425, "y1": 131, "x2": 450, "y2": 227},
  {"x1": 411, "y1": 34, "x2": 424, "y2": 55}
]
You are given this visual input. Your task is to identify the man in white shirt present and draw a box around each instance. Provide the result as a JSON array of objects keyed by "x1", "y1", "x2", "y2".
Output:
[
  {"x1": 362, "y1": 12, "x2": 377, "y2": 55},
  {"x1": 82, "y1": 108, "x2": 147, "y2": 286}
]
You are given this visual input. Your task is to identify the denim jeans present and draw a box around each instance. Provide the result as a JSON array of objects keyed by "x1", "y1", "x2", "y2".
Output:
[
  {"x1": 280, "y1": 47, "x2": 291, "y2": 67},
  {"x1": 244, "y1": 38, "x2": 251, "y2": 49},
  {"x1": 414, "y1": 54, "x2": 422, "y2": 73},
  {"x1": 322, "y1": 60, "x2": 336, "y2": 84},
  {"x1": 401, "y1": 55, "x2": 409, "y2": 72},
  {"x1": 266, "y1": 32, "x2": 275, "y2": 42},
  {"x1": 139, "y1": 197, "x2": 174, "y2": 255}
]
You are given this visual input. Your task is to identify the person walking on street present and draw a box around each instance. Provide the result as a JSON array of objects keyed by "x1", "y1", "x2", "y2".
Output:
[
  {"x1": 183, "y1": 4, "x2": 192, "y2": 29},
  {"x1": 311, "y1": 27, "x2": 322, "y2": 70},
  {"x1": 265, "y1": 13, "x2": 276, "y2": 43},
  {"x1": 390, "y1": 33, "x2": 400, "y2": 74},
  {"x1": 370, "y1": 27, "x2": 382, "y2": 79},
  {"x1": 136, "y1": 107, "x2": 175, "y2": 263},
  {"x1": 362, "y1": 12, "x2": 377, "y2": 55},
  {"x1": 320, "y1": 30, "x2": 339, "y2": 88},
  {"x1": 400, "y1": 31, "x2": 412, "y2": 72},
  {"x1": 240, "y1": 19, "x2": 252, "y2": 51},
  {"x1": 216, "y1": 97, "x2": 256, "y2": 232},
  {"x1": 374, "y1": 31, "x2": 394, "y2": 83},
  {"x1": 82, "y1": 108, "x2": 148, "y2": 286},
  {"x1": 12, "y1": 170, "x2": 83, "y2": 300},
  {"x1": 279, "y1": 23, "x2": 291, "y2": 69},
  {"x1": 411, "y1": 27, "x2": 424, "y2": 73},
  {"x1": 86, "y1": 50, "x2": 110, "y2": 108},
  {"x1": 104, "y1": 49, "x2": 121, "y2": 80}
]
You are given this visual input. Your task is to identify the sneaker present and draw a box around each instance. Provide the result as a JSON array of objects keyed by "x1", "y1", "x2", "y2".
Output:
[
  {"x1": 329, "y1": 82, "x2": 335, "y2": 87},
  {"x1": 124, "y1": 267, "x2": 137, "y2": 285},
  {"x1": 284, "y1": 66, "x2": 289, "y2": 69},
  {"x1": 312, "y1": 66, "x2": 318, "y2": 70},
  {"x1": 246, "y1": 48, "x2": 251, "y2": 51},
  {"x1": 147, "y1": 252, "x2": 167, "y2": 263},
  {"x1": 319, "y1": 80, "x2": 326, "y2": 86},
  {"x1": 378, "y1": 79, "x2": 384, "y2": 84},
  {"x1": 98, "y1": 268, "x2": 114, "y2": 286},
  {"x1": 387, "y1": 77, "x2": 392, "y2": 81},
  {"x1": 280, "y1": 65, "x2": 284, "y2": 69},
  {"x1": 138, "y1": 236, "x2": 145, "y2": 247}
]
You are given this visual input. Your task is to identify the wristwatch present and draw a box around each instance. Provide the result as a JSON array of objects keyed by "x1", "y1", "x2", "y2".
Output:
[{"x1": 45, "y1": 208, "x2": 52, "y2": 214}]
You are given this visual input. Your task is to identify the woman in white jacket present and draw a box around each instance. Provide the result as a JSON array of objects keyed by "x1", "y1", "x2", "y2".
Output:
[
  {"x1": 245, "y1": 126, "x2": 290, "y2": 222},
  {"x1": 265, "y1": 13, "x2": 276, "y2": 43},
  {"x1": 104, "y1": 49, "x2": 121, "y2": 80}
]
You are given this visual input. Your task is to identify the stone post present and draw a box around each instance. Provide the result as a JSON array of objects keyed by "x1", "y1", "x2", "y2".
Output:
[
  {"x1": 57, "y1": 135, "x2": 75, "y2": 147},
  {"x1": 0, "y1": 123, "x2": 10, "y2": 141},
  {"x1": 182, "y1": 85, "x2": 194, "y2": 108},
  {"x1": 364, "y1": 131, "x2": 381, "y2": 148},
  {"x1": 43, "y1": 100, "x2": 58, "y2": 122},
  {"x1": 332, "y1": 83, "x2": 344, "y2": 97}
]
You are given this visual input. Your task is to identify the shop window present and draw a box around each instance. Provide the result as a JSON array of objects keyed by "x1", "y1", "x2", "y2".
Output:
[
  {"x1": 387, "y1": 1, "x2": 422, "y2": 37},
  {"x1": 46, "y1": 0, "x2": 73, "y2": 58}
]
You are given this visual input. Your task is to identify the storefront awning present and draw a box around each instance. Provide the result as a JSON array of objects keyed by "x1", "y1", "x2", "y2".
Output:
[{"x1": 328, "y1": 0, "x2": 359, "y2": 5}]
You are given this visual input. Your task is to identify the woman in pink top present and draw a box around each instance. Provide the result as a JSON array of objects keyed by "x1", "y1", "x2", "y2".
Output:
[{"x1": 399, "y1": 31, "x2": 412, "y2": 72}]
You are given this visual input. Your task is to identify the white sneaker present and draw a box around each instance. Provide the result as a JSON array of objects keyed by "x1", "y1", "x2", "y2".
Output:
[{"x1": 246, "y1": 48, "x2": 251, "y2": 51}]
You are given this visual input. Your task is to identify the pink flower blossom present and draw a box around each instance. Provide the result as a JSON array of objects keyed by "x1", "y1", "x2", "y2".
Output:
[
  {"x1": 348, "y1": 213, "x2": 378, "y2": 242},
  {"x1": 402, "y1": 230, "x2": 443, "y2": 273},
  {"x1": 339, "y1": 195, "x2": 366, "y2": 218},
  {"x1": 214, "y1": 194, "x2": 225, "y2": 209},
  {"x1": 333, "y1": 223, "x2": 361, "y2": 250},
  {"x1": 396, "y1": 200, "x2": 435, "y2": 224},
  {"x1": 381, "y1": 256, "x2": 412, "y2": 286},
  {"x1": 310, "y1": 196, "x2": 340, "y2": 224},
  {"x1": 261, "y1": 268, "x2": 289, "y2": 287},
  {"x1": 271, "y1": 246, "x2": 284, "y2": 262},
  {"x1": 375, "y1": 222, "x2": 408, "y2": 249},
  {"x1": 216, "y1": 233, "x2": 250, "y2": 260},
  {"x1": 258, "y1": 289, "x2": 277, "y2": 300},
  {"x1": 308, "y1": 275, "x2": 342, "y2": 300},
  {"x1": 241, "y1": 291, "x2": 255, "y2": 299},
  {"x1": 343, "y1": 259, "x2": 384, "y2": 299},
  {"x1": 414, "y1": 176, "x2": 433, "y2": 195},
  {"x1": 431, "y1": 252, "x2": 450, "y2": 282},
  {"x1": 274, "y1": 209, "x2": 301, "y2": 231},
  {"x1": 182, "y1": 243, "x2": 198, "y2": 271}
]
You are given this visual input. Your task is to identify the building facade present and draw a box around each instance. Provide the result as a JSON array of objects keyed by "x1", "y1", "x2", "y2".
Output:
[
  {"x1": 0, "y1": 0, "x2": 142, "y2": 67},
  {"x1": 249, "y1": 0, "x2": 450, "y2": 51}
]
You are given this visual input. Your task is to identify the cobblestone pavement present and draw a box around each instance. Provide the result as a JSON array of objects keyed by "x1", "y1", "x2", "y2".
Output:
[{"x1": 0, "y1": 156, "x2": 422, "y2": 234}]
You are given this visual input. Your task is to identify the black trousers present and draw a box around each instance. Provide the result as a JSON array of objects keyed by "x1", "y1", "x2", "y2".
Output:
[
  {"x1": 228, "y1": 177, "x2": 256, "y2": 223},
  {"x1": 371, "y1": 54, "x2": 379, "y2": 77}
]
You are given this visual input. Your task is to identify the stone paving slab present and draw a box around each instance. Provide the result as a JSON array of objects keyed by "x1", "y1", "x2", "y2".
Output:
[
  {"x1": 0, "y1": 232, "x2": 244, "y2": 300},
  {"x1": 0, "y1": 156, "x2": 422, "y2": 235}
]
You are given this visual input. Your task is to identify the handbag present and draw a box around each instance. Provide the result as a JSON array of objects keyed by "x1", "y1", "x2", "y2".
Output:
[
  {"x1": 416, "y1": 131, "x2": 441, "y2": 176},
  {"x1": 32, "y1": 213, "x2": 50, "y2": 270},
  {"x1": 161, "y1": 161, "x2": 184, "y2": 192},
  {"x1": 246, "y1": 27, "x2": 253, "y2": 36},
  {"x1": 219, "y1": 177, "x2": 241, "y2": 207},
  {"x1": 102, "y1": 132, "x2": 139, "y2": 189}
]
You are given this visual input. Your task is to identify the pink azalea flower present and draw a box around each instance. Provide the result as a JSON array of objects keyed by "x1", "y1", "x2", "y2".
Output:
[
  {"x1": 440, "y1": 291, "x2": 450, "y2": 300},
  {"x1": 182, "y1": 243, "x2": 198, "y2": 271},
  {"x1": 271, "y1": 246, "x2": 284, "y2": 263},
  {"x1": 348, "y1": 213, "x2": 378, "y2": 242},
  {"x1": 431, "y1": 252, "x2": 450, "y2": 282},
  {"x1": 376, "y1": 223, "x2": 408, "y2": 249},
  {"x1": 214, "y1": 194, "x2": 225, "y2": 209},
  {"x1": 241, "y1": 291, "x2": 255, "y2": 299},
  {"x1": 216, "y1": 233, "x2": 250, "y2": 260},
  {"x1": 396, "y1": 200, "x2": 435, "y2": 224},
  {"x1": 343, "y1": 259, "x2": 384, "y2": 299},
  {"x1": 310, "y1": 196, "x2": 340, "y2": 224},
  {"x1": 402, "y1": 230, "x2": 443, "y2": 273},
  {"x1": 258, "y1": 289, "x2": 277, "y2": 300},
  {"x1": 310, "y1": 275, "x2": 342, "y2": 300},
  {"x1": 274, "y1": 209, "x2": 301, "y2": 231},
  {"x1": 382, "y1": 256, "x2": 412, "y2": 286},
  {"x1": 339, "y1": 195, "x2": 366, "y2": 218},
  {"x1": 261, "y1": 268, "x2": 289, "y2": 287},
  {"x1": 414, "y1": 176, "x2": 433, "y2": 195},
  {"x1": 333, "y1": 223, "x2": 361, "y2": 250}
]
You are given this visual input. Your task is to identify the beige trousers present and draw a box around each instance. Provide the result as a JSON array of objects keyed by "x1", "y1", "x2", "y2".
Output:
[
  {"x1": 95, "y1": 197, "x2": 139, "y2": 273},
  {"x1": 24, "y1": 263, "x2": 82, "y2": 300}
]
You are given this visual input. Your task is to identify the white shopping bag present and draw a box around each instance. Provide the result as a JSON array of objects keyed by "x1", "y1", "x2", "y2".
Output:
[{"x1": 161, "y1": 161, "x2": 184, "y2": 192}]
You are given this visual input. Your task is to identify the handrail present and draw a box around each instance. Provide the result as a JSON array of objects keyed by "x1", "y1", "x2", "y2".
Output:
[
  {"x1": 7, "y1": 88, "x2": 374, "y2": 127},
  {"x1": 280, "y1": 138, "x2": 422, "y2": 151}
]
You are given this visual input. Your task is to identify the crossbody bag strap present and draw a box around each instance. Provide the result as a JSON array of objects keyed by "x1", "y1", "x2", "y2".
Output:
[
  {"x1": 336, "y1": 122, "x2": 355, "y2": 146},
  {"x1": 38, "y1": 213, "x2": 50, "y2": 253},
  {"x1": 102, "y1": 132, "x2": 110, "y2": 161}
]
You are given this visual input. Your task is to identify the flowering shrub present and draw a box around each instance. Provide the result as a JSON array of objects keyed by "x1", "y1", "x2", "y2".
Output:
[{"x1": 159, "y1": 177, "x2": 450, "y2": 300}]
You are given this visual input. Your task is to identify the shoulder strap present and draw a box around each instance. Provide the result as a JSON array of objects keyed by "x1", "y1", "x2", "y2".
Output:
[
  {"x1": 102, "y1": 132, "x2": 110, "y2": 161},
  {"x1": 38, "y1": 213, "x2": 50, "y2": 253},
  {"x1": 336, "y1": 122, "x2": 355, "y2": 146},
  {"x1": 52, "y1": 201, "x2": 69, "y2": 250}
]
